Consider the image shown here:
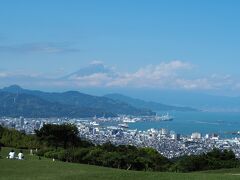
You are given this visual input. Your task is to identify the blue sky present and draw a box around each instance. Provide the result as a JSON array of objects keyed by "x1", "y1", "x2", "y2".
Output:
[{"x1": 0, "y1": 0, "x2": 240, "y2": 95}]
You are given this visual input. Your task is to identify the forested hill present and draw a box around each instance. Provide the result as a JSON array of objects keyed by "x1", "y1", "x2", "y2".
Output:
[
  {"x1": 0, "y1": 85, "x2": 155, "y2": 117},
  {"x1": 0, "y1": 91, "x2": 116, "y2": 118}
]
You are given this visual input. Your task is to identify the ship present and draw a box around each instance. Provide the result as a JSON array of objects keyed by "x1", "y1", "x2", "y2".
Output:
[
  {"x1": 118, "y1": 123, "x2": 129, "y2": 128},
  {"x1": 122, "y1": 117, "x2": 136, "y2": 123},
  {"x1": 93, "y1": 115, "x2": 109, "y2": 122},
  {"x1": 90, "y1": 121, "x2": 100, "y2": 126},
  {"x1": 156, "y1": 113, "x2": 174, "y2": 121}
]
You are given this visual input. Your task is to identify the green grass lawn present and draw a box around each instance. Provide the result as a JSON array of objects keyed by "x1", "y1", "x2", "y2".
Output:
[{"x1": 0, "y1": 147, "x2": 240, "y2": 180}]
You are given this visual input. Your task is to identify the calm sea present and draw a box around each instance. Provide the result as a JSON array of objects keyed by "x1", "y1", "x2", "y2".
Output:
[{"x1": 102, "y1": 111, "x2": 240, "y2": 138}]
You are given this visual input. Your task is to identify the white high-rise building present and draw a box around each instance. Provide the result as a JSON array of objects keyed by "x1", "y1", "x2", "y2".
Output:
[
  {"x1": 160, "y1": 128, "x2": 168, "y2": 135},
  {"x1": 191, "y1": 132, "x2": 201, "y2": 139},
  {"x1": 20, "y1": 117, "x2": 24, "y2": 127}
]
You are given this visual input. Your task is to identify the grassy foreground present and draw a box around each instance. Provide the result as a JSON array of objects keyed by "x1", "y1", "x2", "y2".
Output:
[{"x1": 0, "y1": 147, "x2": 240, "y2": 180}]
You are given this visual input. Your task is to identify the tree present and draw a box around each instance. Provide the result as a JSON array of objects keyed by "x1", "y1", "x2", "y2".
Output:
[
  {"x1": 35, "y1": 124, "x2": 79, "y2": 149},
  {"x1": 0, "y1": 126, "x2": 39, "y2": 149},
  {"x1": 0, "y1": 125, "x2": 4, "y2": 137},
  {"x1": 174, "y1": 149, "x2": 239, "y2": 172}
]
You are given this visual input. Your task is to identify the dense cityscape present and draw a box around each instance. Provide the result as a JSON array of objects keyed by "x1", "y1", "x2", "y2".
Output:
[{"x1": 1, "y1": 116, "x2": 240, "y2": 159}]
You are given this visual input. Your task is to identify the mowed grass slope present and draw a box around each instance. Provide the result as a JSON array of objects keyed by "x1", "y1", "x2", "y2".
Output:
[{"x1": 0, "y1": 147, "x2": 240, "y2": 180}]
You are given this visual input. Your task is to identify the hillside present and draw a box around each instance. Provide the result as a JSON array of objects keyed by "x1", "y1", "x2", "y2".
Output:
[
  {"x1": 1, "y1": 85, "x2": 155, "y2": 117},
  {"x1": 0, "y1": 91, "x2": 115, "y2": 118},
  {"x1": 0, "y1": 147, "x2": 240, "y2": 180},
  {"x1": 105, "y1": 93, "x2": 197, "y2": 112}
]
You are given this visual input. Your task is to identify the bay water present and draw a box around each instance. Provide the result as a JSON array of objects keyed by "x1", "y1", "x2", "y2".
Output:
[{"x1": 102, "y1": 111, "x2": 240, "y2": 138}]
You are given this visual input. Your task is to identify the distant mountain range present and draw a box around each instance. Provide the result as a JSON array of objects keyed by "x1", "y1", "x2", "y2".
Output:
[
  {"x1": 0, "y1": 85, "x2": 197, "y2": 118},
  {"x1": 125, "y1": 90, "x2": 240, "y2": 112},
  {"x1": 104, "y1": 93, "x2": 197, "y2": 112},
  {"x1": 0, "y1": 85, "x2": 155, "y2": 118}
]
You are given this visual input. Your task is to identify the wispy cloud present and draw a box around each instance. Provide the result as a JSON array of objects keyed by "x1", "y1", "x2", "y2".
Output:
[
  {"x1": 0, "y1": 72, "x2": 8, "y2": 78},
  {"x1": 0, "y1": 42, "x2": 80, "y2": 54}
]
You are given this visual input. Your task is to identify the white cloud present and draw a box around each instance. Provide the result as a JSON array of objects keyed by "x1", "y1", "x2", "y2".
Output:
[
  {"x1": 90, "y1": 60, "x2": 104, "y2": 65},
  {"x1": 68, "y1": 60, "x2": 239, "y2": 92},
  {"x1": 71, "y1": 73, "x2": 113, "y2": 87},
  {"x1": 106, "y1": 61, "x2": 193, "y2": 88}
]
